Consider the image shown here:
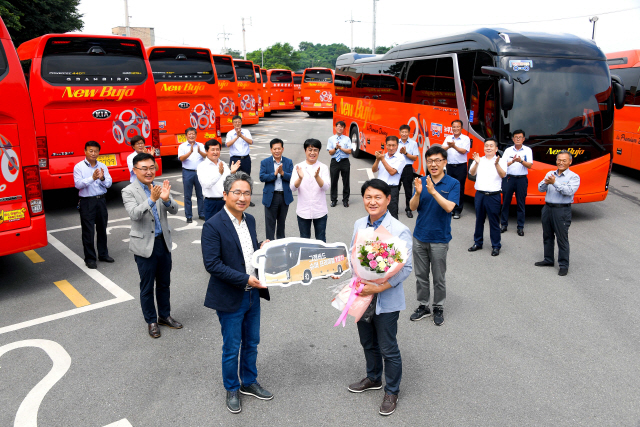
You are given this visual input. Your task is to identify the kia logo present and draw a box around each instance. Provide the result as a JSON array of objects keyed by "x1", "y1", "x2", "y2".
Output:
[
  {"x1": 92, "y1": 109, "x2": 111, "y2": 119},
  {"x1": 178, "y1": 102, "x2": 190, "y2": 109}
]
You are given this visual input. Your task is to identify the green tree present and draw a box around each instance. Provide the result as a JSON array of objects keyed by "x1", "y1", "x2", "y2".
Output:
[
  {"x1": 0, "y1": 0, "x2": 83, "y2": 47},
  {"x1": 247, "y1": 43, "x2": 299, "y2": 70},
  {"x1": 375, "y1": 46, "x2": 392, "y2": 54},
  {"x1": 354, "y1": 47, "x2": 372, "y2": 54},
  {"x1": 226, "y1": 49, "x2": 243, "y2": 59}
]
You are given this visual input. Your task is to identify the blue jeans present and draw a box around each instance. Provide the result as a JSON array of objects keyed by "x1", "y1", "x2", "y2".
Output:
[
  {"x1": 216, "y1": 288, "x2": 261, "y2": 391},
  {"x1": 182, "y1": 168, "x2": 203, "y2": 219},
  {"x1": 357, "y1": 311, "x2": 402, "y2": 395},
  {"x1": 297, "y1": 214, "x2": 327, "y2": 242}
]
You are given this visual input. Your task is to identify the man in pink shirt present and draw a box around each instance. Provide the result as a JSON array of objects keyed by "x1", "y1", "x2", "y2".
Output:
[{"x1": 290, "y1": 139, "x2": 331, "y2": 242}]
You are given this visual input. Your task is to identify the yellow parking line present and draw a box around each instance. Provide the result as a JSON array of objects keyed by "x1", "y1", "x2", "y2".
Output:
[
  {"x1": 53, "y1": 280, "x2": 90, "y2": 308},
  {"x1": 175, "y1": 199, "x2": 184, "y2": 206},
  {"x1": 24, "y1": 250, "x2": 45, "y2": 263}
]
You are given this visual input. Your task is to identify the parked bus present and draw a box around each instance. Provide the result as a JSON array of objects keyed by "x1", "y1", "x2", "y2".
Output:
[
  {"x1": 18, "y1": 34, "x2": 161, "y2": 190},
  {"x1": 0, "y1": 17, "x2": 47, "y2": 256},
  {"x1": 211, "y1": 54, "x2": 238, "y2": 133},
  {"x1": 293, "y1": 70, "x2": 303, "y2": 108},
  {"x1": 266, "y1": 69, "x2": 295, "y2": 111},
  {"x1": 233, "y1": 59, "x2": 259, "y2": 125},
  {"x1": 606, "y1": 50, "x2": 640, "y2": 169},
  {"x1": 301, "y1": 67, "x2": 334, "y2": 116},
  {"x1": 334, "y1": 28, "x2": 625, "y2": 204},
  {"x1": 148, "y1": 46, "x2": 220, "y2": 156},
  {"x1": 334, "y1": 73, "x2": 355, "y2": 98},
  {"x1": 253, "y1": 64, "x2": 264, "y2": 118},
  {"x1": 261, "y1": 68, "x2": 271, "y2": 115}
]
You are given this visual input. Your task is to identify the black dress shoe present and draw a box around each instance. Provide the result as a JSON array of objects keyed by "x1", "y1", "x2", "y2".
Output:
[
  {"x1": 158, "y1": 316, "x2": 183, "y2": 329},
  {"x1": 517, "y1": 228, "x2": 524, "y2": 236},
  {"x1": 199, "y1": 215, "x2": 206, "y2": 220},
  {"x1": 98, "y1": 256, "x2": 115, "y2": 263},
  {"x1": 249, "y1": 202, "x2": 255, "y2": 207},
  {"x1": 331, "y1": 201, "x2": 338, "y2": 207},
  {"x1": 186, "y1": 217, "x2": 193, "y2": 223},
  {"x1": 534, "y1": 260, "x2": 554, "y2": 267},
  {"x1": 500, "y1": 225, "x2": 508, "y2": 233},
  {"x1": 558, "y1": 268, "x2": 568, "y2": 276},
  {"x1": 85, "y1": 261, "x2": 97, "y2": 269},
  {"x1": 468, "y1": 244, "x2": 483, "y2": 252},
  {"x1": 491, "y1": 248, "x2": 500, "y2": 256},
  {"x1": 226, "y1": 391, "x2": 241, "y2": 413},
  {"x1": 148, "y1": 323, "x2": 161, "y2": 338},
  {"x1": 343, "y1": 201, "x2": 349, "y2": 207},
  {"x1": 406, "y1": 210, "x2": 413, "y2": 218}
]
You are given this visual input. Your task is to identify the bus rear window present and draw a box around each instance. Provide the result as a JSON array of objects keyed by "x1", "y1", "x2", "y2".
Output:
[
  {"x1": 41, "y1": 37, "x2": 147, "y2": 85},
  {"x1": 270, "y1": 71, "x2": 292, "y2": 83},
  {"x1": 234, "y1": 62, "x2": 255, "y2": 82},
  {"x1": 293, "y1": 76, "x2": 302, "y2": 84},
  {"x1": 261, "y1": 70, "x2": 267, "y2": 83},
  {"x1": 304, "y1": 70, "x2": 332, "y2": 83},
  {"x1": 149, "y1": 48, "x2": 214, "y2": 83},
  {"x1": 213, "y1": 57, "x2": 235, "y2": 82}
]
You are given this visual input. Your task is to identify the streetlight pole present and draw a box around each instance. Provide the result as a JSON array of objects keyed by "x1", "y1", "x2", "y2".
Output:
[
  {"x1": 346, "y1": 11, "x2": 360, "y2": 53},
  {"x1": 372, "y1": 0, "x2": 378, "y2": 54},
  {"x1": 218, "y1": 26, "x2": 231, "y2": 55},
  {"x1": 589, "y1": 16, "x2": 599, "y2": 42},
  {"x1": 124, "y1": 0, "x2": 130, "y2": 37}
]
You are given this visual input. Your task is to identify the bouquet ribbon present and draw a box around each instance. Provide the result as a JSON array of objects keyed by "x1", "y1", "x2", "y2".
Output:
[{"x1": 334, "y1": 277, "x2": 364, "y2": 327}]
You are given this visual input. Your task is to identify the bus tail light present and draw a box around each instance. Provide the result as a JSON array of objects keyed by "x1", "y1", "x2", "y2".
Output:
[
  {"x1": 151, "y1": 129, "x2": 160, "y2": 157},
  {"x1": 235, "y1": 106, "x2": 239, "y2": 116},
  {"x1": 23, "y1": 166, "x2": 44, "y2": 216},
  {"x1": 36, "y1": 137, "x2": 48, "y2": 169},
  {"x1": 215, "y1": 116, "x2": 221, "y2": 138}
]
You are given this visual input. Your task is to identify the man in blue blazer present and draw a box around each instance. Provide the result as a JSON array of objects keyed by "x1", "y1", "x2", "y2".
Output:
[
  {"x1": 259, "y1": 138, "x2": 294, "y2": 241},
  {"x1": 202, "y1": 171, "x2": 272, "y2": 414}
]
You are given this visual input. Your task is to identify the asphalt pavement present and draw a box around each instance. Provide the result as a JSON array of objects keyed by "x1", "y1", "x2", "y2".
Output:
[{"x1": 1, "y1": 110, "x2": 640, "y2": 426}]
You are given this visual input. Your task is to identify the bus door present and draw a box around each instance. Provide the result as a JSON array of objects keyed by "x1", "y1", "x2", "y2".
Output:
[
  {"x1": 301, "y1": 68, "x2": 334, "y2": 114},
  {"x1": 267, "y1": 69, "x2": 294, "y2": 111},
  {"x1": 233, "y1": 60, "x2": 259, "y2": 124},
  {"x1": 18, "y1": 35, "x2": 161, "y2": 190},
  {"x1": 293, "y1": 71, "x2": 303, "y2": 107},
  {"x1": 212, "y1": 55, "x2": 238, "y2": 133},
  {"x1": 253, "y1": 64, "x2": 264, "y2": 118},
  {"x1": 148, "y1": 47, "x2": 220, "y2": 156},
  {"x1": 261, "y1": 69, "x2": 271, "y2": 114},
  {"x1": 0, "y1": 16, "x2": 47, "y2": 256}
]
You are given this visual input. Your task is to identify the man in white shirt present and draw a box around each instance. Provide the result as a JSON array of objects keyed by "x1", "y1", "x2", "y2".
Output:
[
  {"x1": 500, "y1": 129, "x2": 533, "y2": 236},
  {"x1": 177, "y1": 127, "x2": 206, "y2": 223},
  {"x1": 226, "y1": 115, "x2": 254, "y2": 206},
  {"x1": 126, "y1": 135, "x2": 154, "y2": 182},
  {"x1": 198, "y1": 139, "x2": 241, "y2": 221},
  {"x1": 468, "y1": 139, "x2": 507, "y2": 256},
  {"x1": 372, "y1": 136, "x2": 405, "y2": 219},
  {"x1": 327, "y1": 120, "x2": 352, "y2": 208},
  {"x1": 398, "y1": 124, "x2": 419, "y2": 218},
  {"x1": 443, "y1": 120, "x2": 471, "y2": 219}
]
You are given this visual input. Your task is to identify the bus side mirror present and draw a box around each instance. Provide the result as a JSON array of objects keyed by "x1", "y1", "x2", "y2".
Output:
[
  {"x1": 481, "y1": 66, "x2": 514, "y2": 111},
  {"x1": 611, "y1": 74, "x2": 625, "y2": 110}
]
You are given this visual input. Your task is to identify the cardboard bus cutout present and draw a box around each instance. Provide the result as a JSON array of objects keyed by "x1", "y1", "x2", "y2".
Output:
[{"x1": 252, "y1": 238, "x2": 350, "y2": 287}]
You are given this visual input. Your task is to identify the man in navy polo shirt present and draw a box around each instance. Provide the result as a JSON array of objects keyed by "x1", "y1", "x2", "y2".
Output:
[{"x1": 408, "y1": 145, "x2": 459, "y2": 326}]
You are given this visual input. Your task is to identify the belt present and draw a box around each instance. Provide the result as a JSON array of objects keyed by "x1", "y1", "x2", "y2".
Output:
[
  {"x1": 232, "y1": 155, "x2": 249, "y2": 159},
  {"x1": 81, "y1": 195, "x2": 106, "y2": 199},
  {"x1": 448, "y1": 163, "x2": 465, "y2": 167},
  {"x1": 479, "y1": 191, "x2": 501, "y2": 196},
  {"x1": 546, "y1": 202, "x2": 570, "y2": 208},
  {"x1": 155, "y1": 234, "x2": 164, "y2": 240},
  {"x1": 206, "y1": 197, "x2": 223, "y2": 200},
  {"x1": 389, "y1": 185, "x2": 400, "y2": 188},
  {"x1": 182, "y1": 168, "x2": 196, "y2": 172},
  {"x1": 507, "y1": 174, "x2": 527, "y2": 178},
  {"x1": 273, "y1": 191, "x2": 284, "y2": 194}
]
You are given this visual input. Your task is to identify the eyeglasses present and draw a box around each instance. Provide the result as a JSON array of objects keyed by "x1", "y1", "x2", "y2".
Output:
[
  {"x1": 229, "y1": 190, "x2": 252, "y2": 197},
  {"x1": 134, "y1": 166, "x2": 156, "y2": 172},
  {"x1": 556, "y1": 159, "x2": 570, "y2": 163},
  {"x1": 426, "y1": 158, "x2": 445, "y2": 165}
]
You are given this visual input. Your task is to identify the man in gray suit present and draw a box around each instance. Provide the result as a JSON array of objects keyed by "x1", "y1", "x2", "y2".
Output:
[{"x1": 122, "y1": 153, "x2": 183, "y2": 338}]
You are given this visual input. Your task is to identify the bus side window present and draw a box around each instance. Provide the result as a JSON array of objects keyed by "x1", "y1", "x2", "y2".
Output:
[
  {"x1": 613, "y1": 67, "x2": 640, "y2": 105},
  {"x1": 457, "y1": 52, "x2": 477, "y2": 124},
  {"x1": 380, "y1": 62, "x2": 404, "y2": 101},
  {"x1": 404, "y1": 58, "x2": 437, "y2": 104},
  {"x1": 470, "y1": 52, "x2": 497, "y2": 138}
]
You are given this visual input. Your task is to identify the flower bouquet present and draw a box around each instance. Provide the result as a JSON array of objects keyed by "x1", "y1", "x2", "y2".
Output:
[{"x1": 331, "y1": 225, "x2": 407, "y2": 327}]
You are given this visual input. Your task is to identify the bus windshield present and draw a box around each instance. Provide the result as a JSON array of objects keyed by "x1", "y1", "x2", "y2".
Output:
[
  {"x1": 213, "y1": 56, "x2": 235, "y2": 82},
  {"x1": 149, "y1": 48, "x2": 214, "y2": 82},
  {"x1": 234, "y1": 62, "x2": 255, "y2": 82},
  {"x1": 304, "y1": 69, "x2": 332, "y2": 83},
  {"x1": 41, "y1": 37, "x2": 147, "y2": 85},
  {"x1": 503, "y1": 57, "x2": 612, "y2": 138},
  {"x1": 270, "y1": 71, "x2": 292, "y2": 83}
]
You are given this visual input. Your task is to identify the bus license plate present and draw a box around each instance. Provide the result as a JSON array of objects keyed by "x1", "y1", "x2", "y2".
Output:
[
  {"x1": 177, "y1": 134, "x2": 187, "y2": 143},
  {"x1": 279, "y1": 102, "x2": 285, "y2": 106},
  {"x1": 97, "y1": 154, "x2": 116, "y2": 167},
  {"x1": 314, "y1": 103, "x2": 321, "y2": 107}
]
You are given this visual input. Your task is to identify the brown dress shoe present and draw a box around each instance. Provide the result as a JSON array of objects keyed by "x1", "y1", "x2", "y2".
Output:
[
  {"x1": 158, "y1": 316, "x2": 183, "y2": 329},
  {"x1": 148, "y1": 323, "x2": 161, "y2": 338},
  {"x1": 348, "y1": 377, "x2": 382, "y2": 393},
  {"x1": 379, "y1": 393, "x2": 398, "y2": 416}
]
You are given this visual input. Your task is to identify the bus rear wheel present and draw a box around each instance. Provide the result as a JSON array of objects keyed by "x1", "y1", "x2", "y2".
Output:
[
  {"x1": 350, "y1": 128, "x2": 361, "y2": 158},
  {"x1": 303, "y1": 269, "x2": 312, "y2": 284},
  {"x1": 336, "y1": 265, "x2": 343, "y2": 275}
]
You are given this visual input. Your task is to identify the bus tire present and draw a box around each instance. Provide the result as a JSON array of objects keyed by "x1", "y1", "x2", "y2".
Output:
[
  {"x1": 350, "y1": 127, "x2": 361, "y2": 158},
  {"x1": 307, "y1": 111, "x2": 317, "y2": 117},
  {"x1": 265, "y1": 112, "x2": 272, "y2": 117},
  {"x1": 336, "y1": 265, "x2": 343, "y2": 275},
  {"x1": 303, "y1": 269, "x2": 312, "y2": 284}
]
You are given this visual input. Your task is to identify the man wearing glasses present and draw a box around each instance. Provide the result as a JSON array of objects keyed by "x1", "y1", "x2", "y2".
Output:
[
  {"x1": 122, "y1": 153, "x2": 183, "y2": 339},
  {"x1": 407, "y1": 146, "x2": 459, "y2": 327},
  {"x1": 500, "y1": 129, "x2": 533, "y2": 236}
]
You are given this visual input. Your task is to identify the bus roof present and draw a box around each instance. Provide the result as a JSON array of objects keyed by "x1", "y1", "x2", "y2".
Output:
[
  {"x1": 336, "y1": 28, "x2": 605, "y2": 66},
  {"x1": 17, "y1": 33, "x2": 149, "y2": 60},
  {"x1": 147, "y1": 46, "x2": 212, "y2": 55},
  {"x1": 211, "y1": 54, "x2": 233, "y2": 59},
  {"x1": 606, "y1": 50, "x2": 640, "y2": 68},
  {"x1": 268, "y1": 69, "x2": 292, "y2": 73}
]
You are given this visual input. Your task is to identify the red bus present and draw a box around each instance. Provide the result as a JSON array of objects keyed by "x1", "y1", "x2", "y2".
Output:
[
  {"x1": 211, "y1": 54, "x2": 238, "y2": 133},
  {"x1": 254, "y1": 64, "x2": 264, "y2": 118},
  {"x1": 606, "y1": 50, "x2": 640, "y2": 169},
  {"x1": 334, "y1": 29, "x2": 625, "y2": 204},
  {"x1": 0, "y1": 17, "x2": 47, "y2": 256},
  {"x1": 147, "y1": 46, "x2": 220, "y2": 156},
  {"x1": 301, "y1": 67, "x2": 334, "y2": 116},
  {"x1": 266, "y1": 69, "x2": 294, "y2": 111},
  {"x1": 261, "y1": 68, "x2": 271, "y2": 115},
  {"x1": 18, "y1": 34, "x2": 161, "y2": 190},
  {"x1": 233, "y1": 59, "x2": 259, "y2": 125},
  {"x1": 293, "y1": 70, "x2": 303, "y2": 108}
]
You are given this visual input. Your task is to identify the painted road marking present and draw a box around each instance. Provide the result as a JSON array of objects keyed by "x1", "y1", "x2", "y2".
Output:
[
  {"x1": 24, "y1": 250, "x2": 44, "y2": 263},
  {"x1": 175, "y1": 199, "x2": 185, "y2": 206},
  {"x1": 53, "y1": 280, "x2": 90, "y2": 308},
  {"x1": 358, "y1": 167, "x2": 375, "y2": 180}
]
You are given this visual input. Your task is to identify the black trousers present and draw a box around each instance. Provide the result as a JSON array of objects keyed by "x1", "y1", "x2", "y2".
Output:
[
  {"x1": 78, "y1": 196, "x2": 109, "y2": 262},
  {"x1": 134, "y1": 236, "x2": 172, "y2": 324},
  {"x1": 264, "y1": 192, "x2": 289, "y2": 240},
  {"x1": 474, "y1": 192, "x2": 501, "y2": 249},
  {"x1": 541, "y1": 205, "x2": 572, "y2": 268},
  {"x1": 231, "y1": 155, "x2": 252, "y2": 177},
  {"x1": 501, "y1": 175, "x2": 528, "y2": 229},
  {"x1": 447, "y1": 163, "x2": 467, "y2": 214},
  {"x1": 389, "y1": 185, "x2": 400, "y2": 219},
  {"x1": 330, "y1": 158, "x2": 350, "y2": 203},
  {"x1": 400, "y1": 164, "x2": 414, "y2": 211}
]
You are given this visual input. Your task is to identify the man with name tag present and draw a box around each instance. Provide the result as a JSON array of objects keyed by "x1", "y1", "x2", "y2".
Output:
[
  {"x1": 398, "y1": 124, "x2": 419, "y2": 218},
  {"x1": 468, "y1": 139, "x2": 507, "y2": 256},
  {"x1": 260, "y1": 138, "x2": 294, "y2": 240},
  {"x1": 443, "y1": 120, "x2": 471, "y2": 219},
  {"x1": 500, "y1": 129, "x2": 533, "y2": 236},
  {"x1": 177, "y1": 127, "x2": 206, "y2": 223},
  {"x1": 372, "y1": 136, "x2": 405, "y2": 219},
  {"x1": 198, "y1": 139, "x2": 241, "y2": 221},
  {"x1": 327, "y1": 120, "x2": 352, "y2": 208},
  {"x1": 226, "y1": 115, "x2": 255, "y2": 206},
  {"x1": 536, "y1": 150, "x2": 580, "y2": 276}
]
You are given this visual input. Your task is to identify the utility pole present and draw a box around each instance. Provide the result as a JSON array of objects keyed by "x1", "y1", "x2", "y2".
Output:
[
  {"x1": 346, "y1": 11, "x2": 360, "y2": 53},
  {"x1": 372, "y1": 0, "x2": 379, "y2": 54},
  {"x1": 589, "y1": 16, "x2": 599, "y2": 42},
  {"x1": 241, "y1": 17, "x2": 252, "y2": 60},
  {"x1": 218, "y1": 26, "x2": 231, "y2": 55},
  {"x1": 124, "y1": 0, "x2": 130, "y2": 37}
]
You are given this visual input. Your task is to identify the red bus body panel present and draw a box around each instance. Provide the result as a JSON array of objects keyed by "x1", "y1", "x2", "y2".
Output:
[
  {"x1": 261, "y1": 69, "x2": 271, "y2": 113},
  {"x1": 233, "y1": 60, "x2": 259, "y2": 125},
  {"x1": 254, "y1": 64, "x2": 264, "y2": 118},
  {"x1": 212, "y1": 54, "x2": 238, "y2": 133},
  {"x1": 301, "y1": 68, "x2": 334, "y2": 112},
  {"x1": 266, "y1": 69, "x2": 295, "y2": 111},
  {"x1": 293, "y1": 72, "x2": 303, "y2": 107}
]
